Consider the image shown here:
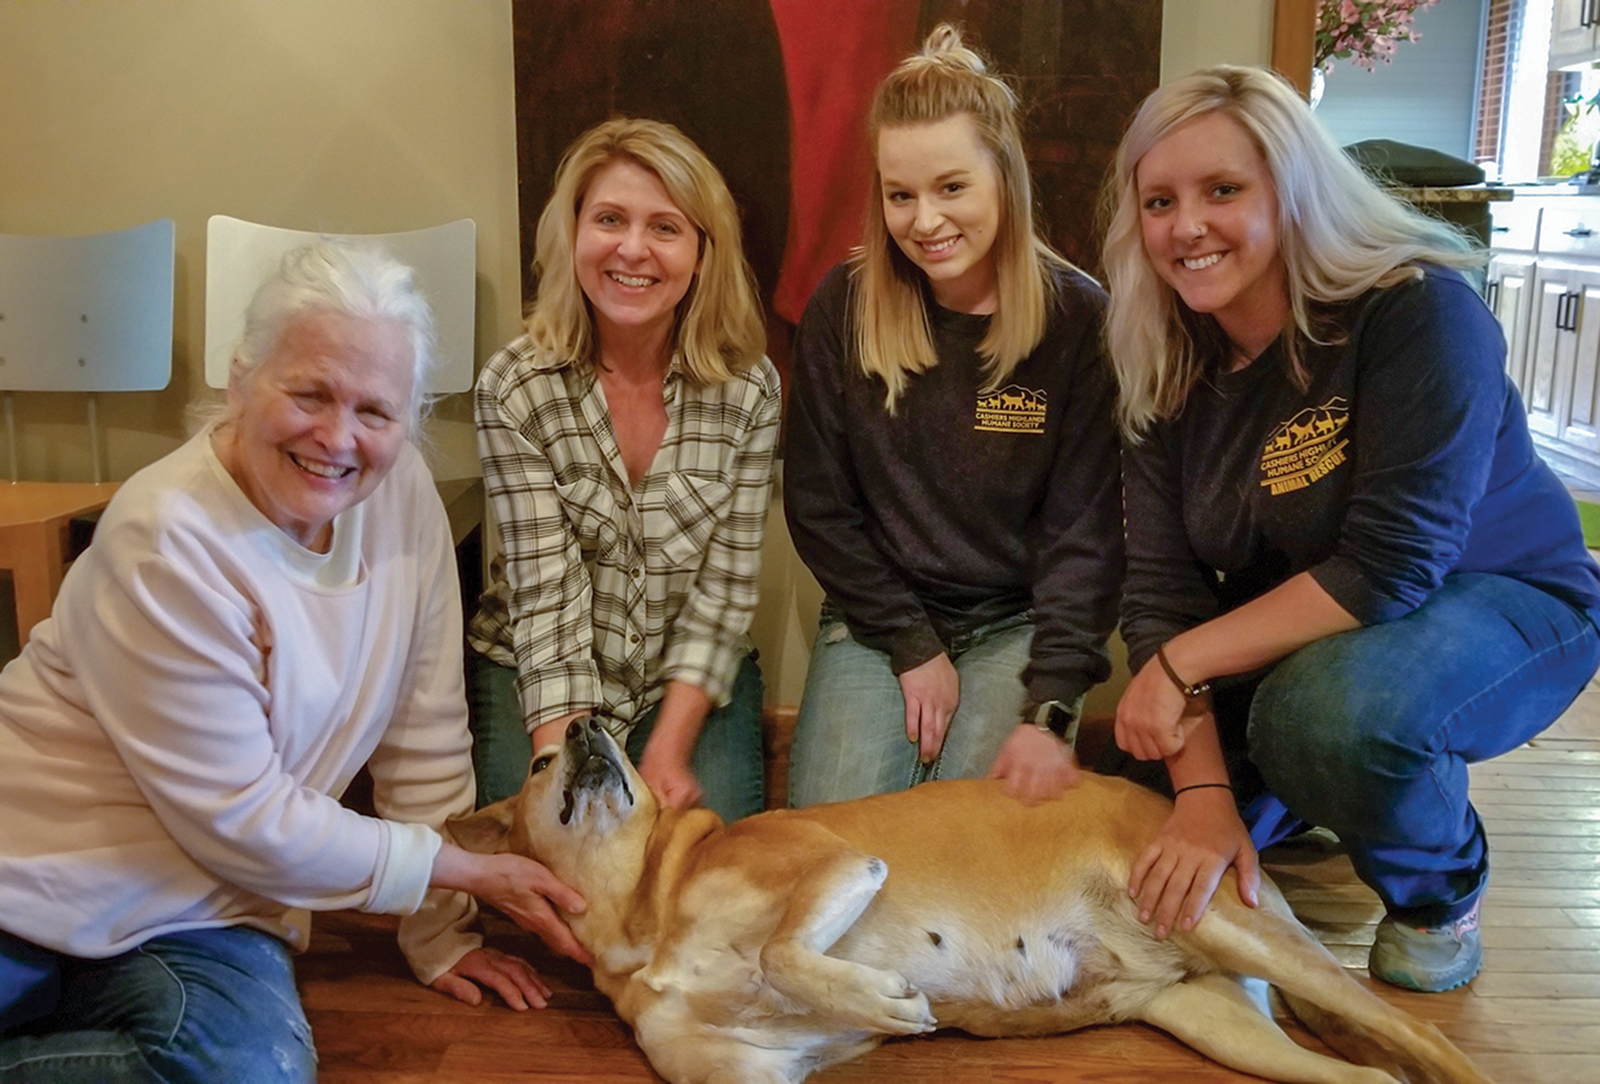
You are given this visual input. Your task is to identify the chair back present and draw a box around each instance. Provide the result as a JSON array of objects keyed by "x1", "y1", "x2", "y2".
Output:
[
  {"x1": 203, "y1": 216, "x2": 476, "y2": 394},
  {"x1": 0, "y1": 218, "x2": 175, "y2": 393}
]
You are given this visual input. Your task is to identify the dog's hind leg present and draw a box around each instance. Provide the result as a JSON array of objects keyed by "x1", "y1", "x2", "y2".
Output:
[
  {"x1": 635, "y1": 1005, "x2": 815, "y2": 1084},
  {"x1": 1183, "y1": 890, "x2": 1494, "y2": 1084},
  {"x1": 1135, "y1": 974, "x2": 1397, "y2": 1084},
  {"x1": 759, "y1": 849, "x2": 936, "y2": 1036}
]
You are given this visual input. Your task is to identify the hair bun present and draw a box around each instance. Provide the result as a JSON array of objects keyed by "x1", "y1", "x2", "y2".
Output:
[{"x1": 922, "y1": 23, "x2": 986, "y2": 75}]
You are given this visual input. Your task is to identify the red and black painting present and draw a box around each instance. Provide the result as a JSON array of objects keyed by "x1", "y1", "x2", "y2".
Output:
[{"x1": 511, "y1": 0, "x2": 1163, "y2": 375}]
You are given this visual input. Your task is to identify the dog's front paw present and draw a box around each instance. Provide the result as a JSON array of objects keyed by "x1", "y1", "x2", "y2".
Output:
[{"x1": 851, "y1": 970, "x2": 937, "y2": 1036}]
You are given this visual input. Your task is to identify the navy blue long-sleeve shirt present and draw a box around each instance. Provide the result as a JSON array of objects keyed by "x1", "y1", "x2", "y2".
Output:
[
  {"x1": 1122, "y1": 267, "x2": 1600, "y2": 675},
  {"x1": 784, "y1": 262, "x2": 1124, "y2": 707}
]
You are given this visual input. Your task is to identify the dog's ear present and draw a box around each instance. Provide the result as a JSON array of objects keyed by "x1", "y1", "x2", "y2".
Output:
[{"x1": 446, "y1": 799, "x2": 517, "y2": 854}]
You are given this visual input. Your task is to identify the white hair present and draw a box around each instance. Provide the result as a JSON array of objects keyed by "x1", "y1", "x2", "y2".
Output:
[{"x1": 231, "y1": 240, "x2": 438, "y2": 434}]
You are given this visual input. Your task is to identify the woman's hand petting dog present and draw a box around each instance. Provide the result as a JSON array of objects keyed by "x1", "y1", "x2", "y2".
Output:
[
  {"x1": 1129, "y1": 790, "x2": 1260, "y2": 939},
  {"x1": 639, "y1": 744, "x2": 705, "y2": 811},
  {"x1": 899, "y1": 652, "x2": 960, "y2": 764},
  {"x1": 431, "y1": 844, "x2": 592, "y2": 965},
  {"x1": 638, "y1": 681, "x2": 714, "y2": 811},
  {"x1": 988, "y1": 724, "x2": 1079, "y2": 804},
  {"x1": 431, "y1": 945, "x2": 555, "y2": 1009}
]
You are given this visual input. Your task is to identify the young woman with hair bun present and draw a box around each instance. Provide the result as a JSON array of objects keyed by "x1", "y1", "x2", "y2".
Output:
[{"x1": 783, "y1": 25, "x2": 1123, "y2": 808}]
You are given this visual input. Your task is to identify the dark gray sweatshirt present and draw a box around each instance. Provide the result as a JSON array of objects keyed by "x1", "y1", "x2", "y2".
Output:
[{"x1": 783, "y1": 262, "x2": 1124, "y2": 707}]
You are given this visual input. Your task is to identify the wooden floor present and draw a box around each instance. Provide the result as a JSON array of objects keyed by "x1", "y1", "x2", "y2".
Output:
[{"x1": 300, "y1": 680, "x2": 1600, "y2": 1084}]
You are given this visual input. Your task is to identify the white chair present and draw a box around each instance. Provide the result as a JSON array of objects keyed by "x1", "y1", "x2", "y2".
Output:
[
  {"x1": 0, "y1": 217, "x2": 176, "y2": 482},
  {"x1": 0, "y1": 217, "x2": 174, "y2": 648},
  {"x1": 203, "y1": 216, "x2": 476, "y2": 395}
]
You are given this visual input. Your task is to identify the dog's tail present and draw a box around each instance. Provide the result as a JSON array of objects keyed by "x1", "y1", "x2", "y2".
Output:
[{"x1": 1186, "y1": 885, "x2": 1494, "y2": 1084}]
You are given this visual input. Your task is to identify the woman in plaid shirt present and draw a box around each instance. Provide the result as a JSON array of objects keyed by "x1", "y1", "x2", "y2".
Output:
[{"x1": 467, "y1": 118, "x2": 780, "y2": 823}]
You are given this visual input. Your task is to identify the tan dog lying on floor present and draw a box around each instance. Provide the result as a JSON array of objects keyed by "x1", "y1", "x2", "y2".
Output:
[{"x1": 449, "y1": 718, "x2": 1493, "y2": 1084}]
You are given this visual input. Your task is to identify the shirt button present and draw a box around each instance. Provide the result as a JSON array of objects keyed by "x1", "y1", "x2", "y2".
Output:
[{"x1": 629, "y1": 632, "x2": 640, "y2": 644}]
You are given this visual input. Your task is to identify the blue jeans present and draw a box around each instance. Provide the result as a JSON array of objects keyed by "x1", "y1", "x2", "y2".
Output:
[
  {"x1": 0, "y1": 925, "x2": 315, "y2": 1083},
  {"x1": 788, "y1": 608, "x2": 1036, "y2": 807},
  {"x1": 1227, "y1": 573, "x2": 1599, "y2": 926},
  {"x1": 467, "y1": 651, "x2": 766, "y2": 821}
]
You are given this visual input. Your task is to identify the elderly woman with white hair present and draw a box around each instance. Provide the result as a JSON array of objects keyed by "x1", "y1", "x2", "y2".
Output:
[
  {"x1": 1102, "y1": 66, "x2": 1600, "y2": 994},
  {"x1": 0, "y1": 242, "x2": 587, "y2": 1083}
]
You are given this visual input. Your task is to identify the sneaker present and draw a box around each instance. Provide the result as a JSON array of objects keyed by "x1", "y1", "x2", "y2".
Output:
[{"x1": 1368, "y1": 900, "x2": 1482, "y2": 992}]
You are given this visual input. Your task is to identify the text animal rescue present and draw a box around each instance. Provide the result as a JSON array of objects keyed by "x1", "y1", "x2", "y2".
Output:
[{"x1": 1260, "y1": 397, "x2": 1350, "y2": 496}]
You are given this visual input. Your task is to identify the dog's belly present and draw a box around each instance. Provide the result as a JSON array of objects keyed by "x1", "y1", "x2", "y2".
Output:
[
  {"x1": 619, "y1": 777, "x2": 1205, "y2": 1054},
  {"x1": 634, "y1": 870, "x2": 1176, "y2": 1042},
  {"x1": 829, "y1": 888, "x2": 1191, "y2": 1036},
  {"x1": 763, "y1": 779, "x2": 1194, "y2": 1036}
]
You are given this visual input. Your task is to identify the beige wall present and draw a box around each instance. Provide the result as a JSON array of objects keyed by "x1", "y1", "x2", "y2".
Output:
[
  {"x1": 1161, "y1": 0, "x2": 1277, "y2": 83},
  {"x1": 2, "y1": 1, "x2": 1273, "y2": 707},
  {"x1": 0, "y1": 0, "x2": 521, "y2": 483}
]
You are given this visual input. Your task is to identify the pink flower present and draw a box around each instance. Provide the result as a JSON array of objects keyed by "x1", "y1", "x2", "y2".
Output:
[{"x1": 1315, "y1": 0, "x2": 1436, "y2": 72}]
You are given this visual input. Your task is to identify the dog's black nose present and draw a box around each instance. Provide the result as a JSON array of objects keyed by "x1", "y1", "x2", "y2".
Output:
[{"x1": 566, "y1": 719, "x2": 584, "y2": 741}]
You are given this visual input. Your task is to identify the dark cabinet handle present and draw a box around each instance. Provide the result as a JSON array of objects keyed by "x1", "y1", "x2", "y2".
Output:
[
  {"x1": 1491, "y1": 225, "x2": 1510, "y2": 232},
  {"x1": 1566, "y1": 227, "x2": 1595, "y2": 237},
  {"x1": 1558, "y1": 291, "x2": 1582, "y2": 332},
  {"x1": 1486, "y1": 280, "x2": 1500, "y2": 309}
]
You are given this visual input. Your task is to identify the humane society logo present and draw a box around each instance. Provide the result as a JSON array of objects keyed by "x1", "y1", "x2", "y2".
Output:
[
  {"x1": 975, "y1": 384, "x2": 1047, "y2": 433},
  {"x1": 1259, "y1": 397, "x2": 1349, "y2": 495}
]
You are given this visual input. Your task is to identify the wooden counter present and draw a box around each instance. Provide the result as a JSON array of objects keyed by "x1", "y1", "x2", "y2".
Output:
[{"x1": 0, "y1": 481, "x2": 120, "y2": 648}]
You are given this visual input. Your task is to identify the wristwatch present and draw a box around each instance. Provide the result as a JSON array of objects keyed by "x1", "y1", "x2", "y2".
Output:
[{"x1": 1029, "y1": 700, "x2": 1079, "y2": 745}]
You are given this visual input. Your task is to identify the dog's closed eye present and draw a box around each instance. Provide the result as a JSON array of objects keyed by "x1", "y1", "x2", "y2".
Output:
[{"x1": 530, "y1": 754, "x2": 556, "y2": 776}]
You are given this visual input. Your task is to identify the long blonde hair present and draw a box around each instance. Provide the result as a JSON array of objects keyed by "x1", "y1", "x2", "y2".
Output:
[
  {"x1": 525, "y1": 117, "x2": 765, "y2": 384},
  {"x1": 855, "y1": 24, "x2": 1071, "y2": 412},
  {"x1": 1103, "y1": 65, "x2": 1479, "y2": 437}
]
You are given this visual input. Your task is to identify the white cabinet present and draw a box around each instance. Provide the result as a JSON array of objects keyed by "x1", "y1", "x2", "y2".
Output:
[
  {"x1": 1493, "y1": 199, "x2": 1600, "y2": 486},
  {"x1": 1550, "y1": 0, "x2": 1600, "y2": 70},
  {"x1": 1524, "y1": 261, "x2": 1600, "y2": 472},
  {"x1": 1488, "y1": 252, "x2": 1537, "y2": 393},
  {"x1": 1486, "y1": 199, "x2": 1541, "y2": 394}
]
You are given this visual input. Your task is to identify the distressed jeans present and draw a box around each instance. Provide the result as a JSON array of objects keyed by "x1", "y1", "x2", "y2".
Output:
[
  {"x1": 787, "y1": 607, "x2": 1036, "y2": 808},
  {"x1": 0, "y1": 925, "x2": 315, "y2": 1084}
]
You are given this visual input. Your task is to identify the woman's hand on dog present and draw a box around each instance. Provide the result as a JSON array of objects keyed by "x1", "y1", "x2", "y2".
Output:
[
  {"x1": 432, "y1": 844, "x2": 593, "y2": 965},
  {"x1": 989, "y1": 724, "x2": 1079, "y2": 804},
  {"x1": 899, "y1": 653, "x2": 959, "y2": 764},
  {"x1": 1128, "y1": 792, "x2": 1260, "y2": 939},
  {"x1": 639, "y1": 750, "x2": 705, "y2": 811},
  {"x1": 431, "y1": 946, "x2": 554, "y2": 1010},
  {"x1": 638, "y1": 681, "x2": 712, "y2": 811}
]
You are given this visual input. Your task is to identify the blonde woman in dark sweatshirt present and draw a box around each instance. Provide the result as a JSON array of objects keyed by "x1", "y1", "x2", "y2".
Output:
[{"x1": 783, "y1": 26, "x2": 1123, "y2": 809}]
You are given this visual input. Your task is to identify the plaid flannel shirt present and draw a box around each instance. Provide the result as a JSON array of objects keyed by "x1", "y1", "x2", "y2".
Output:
[{"x1": 468, "y1": 335, "x2": 781, "y2": 738}]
